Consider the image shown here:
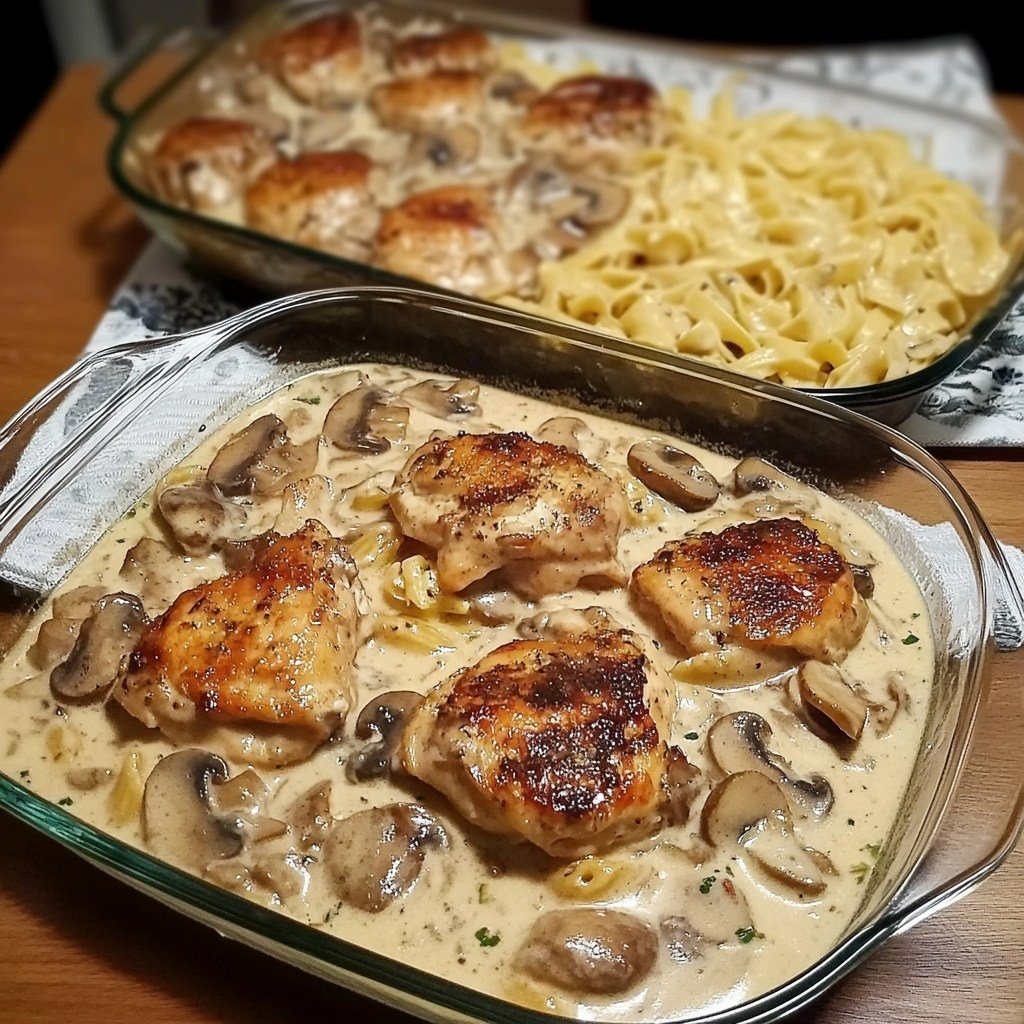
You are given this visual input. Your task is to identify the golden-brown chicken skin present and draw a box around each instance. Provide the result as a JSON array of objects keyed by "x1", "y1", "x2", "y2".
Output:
[
  {"x1": 631, "y1": 517, "x2": 867, "y2": 663},
  {"x1": 260, "y1": 13, "x2": 365, "y2": 106},
  {"x1": 370, "y1": 70, "x2": 484, "y2": 132},
  {"x1": 515, "y1": 75, "x2": 664, "y2": 167},
  {"x1": 114, "y1": 522, "x2": 362, "y2": 765},
  {"x1": 402, "y1": 628, "x2": 680, "y2": 857},
  {"x1": 244, "y1": 151, "x2": 379, "y2": 259},
  {"x1": 148, "y1": 117, "x2": 277, "y2": 213},
  {"x1": 390, "y1": 432, "x2": 628, "y2": 598},
  {"x1": 390, "y1": 26, "x2": 495, "y2": 77},
  {"x1": 375, "y1": 185, "x2": 515, "y2": 295}
]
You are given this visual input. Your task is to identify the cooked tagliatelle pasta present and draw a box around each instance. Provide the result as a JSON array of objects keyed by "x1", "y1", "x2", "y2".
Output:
[{"x1": 503, "y1": 89, "x2": 1018, "y2": 387}]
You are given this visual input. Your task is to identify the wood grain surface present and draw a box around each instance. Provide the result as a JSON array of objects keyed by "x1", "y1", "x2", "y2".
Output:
[{"x1": 0, "y1": 65, "x2": 1022, "y2": 1024}]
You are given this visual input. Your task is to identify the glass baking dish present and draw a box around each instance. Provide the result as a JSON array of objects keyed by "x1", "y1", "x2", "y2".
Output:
[
  {"x1": 100, "y1": 0, "x2": 1024, "y2": 428},
  {"x1": 0, "y1": 286, "x2": 1021, "y2": 1023}
]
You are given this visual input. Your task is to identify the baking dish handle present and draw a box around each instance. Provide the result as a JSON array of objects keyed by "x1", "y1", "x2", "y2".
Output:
[
  {"x1": 881, "y1": 640, "x2": 1024, "y2": 935},
  {"x1": 99, "y1": 25, "x2": 219, "y2": 124}
]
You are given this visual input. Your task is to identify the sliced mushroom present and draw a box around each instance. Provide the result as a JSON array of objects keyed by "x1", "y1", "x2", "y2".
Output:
[
  {"x1": 220, "y1": 530, "x2": 277, "y2": 572},
  {"x1": 400, "y1": 377, "x2": 481, "y2": 417},
  {"x1": 517, "y1": 605, "x2": 622, "y2": 639},
  {"x1": 52, "y1": 585, "x2": 107, "y2": 620},
  {"x1": 207, "y1": 414, "x2": 317, "y2": 497},
  {"x1": 50, "y1": 593, "x2": 147, "y2": 701},
  {"x1": 707, "y1": 712, "x2": 833, "y2": 818},
  {"x1": 287, "y1": 781, "x2": 333, "y2": 852},
  {"x1": 797, "y1": 662, "x2": 869, "y2": 741},
  {"x1": 569, "y1": 176, "x2": 629, "y2": 227},
  {"x1": 701, "y1": 770, "x2": 790, "y2": 847},
  {"x1": 871, "y1": 676, "x2": 910, "y2": 735},
  {"x1": 850, "y1": 564, "x2": 875, "y2": 600},
  {"x1": 515, "y1": 909, "x2": 658, "y2": 995},
  {"x1": 325, "y1": 803, "x2": 447, "y2": 913},
  {"x1": 662, "y1": 873, "x2": 754, "y2": 962},
  {"x1": 28, "y1": 616, "x2": 81, "y2": 672},
  {"x1": 119, "y1": 536, "x2": 191, "y2": 614},
  {"x1": 298, "y1": 109, "x2": 352, "y2": 150},
  {"x1": 157, "y1": 482, "x2": 248, "y2": 556},
  {"x1": 410, "y1": 125, "x2": 481, "y2": 169},
  {"x1": 628, "y1": 440, "x2": 720, "y2": 512},
  {"x1": 731, "y1": 457, "x2": 794, "y2": 496},
  {"x1": 743, "y1": 814, "x2": 827, "y2": 896},
  {"x1": 142, "y1": 749, "x2": 246, "y2": 869},
  {"x1": 347, "y1": 690, "x2": 422, "y2": 781},
  {"x1": 323, "y1": 384, "x2": 409, "y2": 454},
  {"x1": 534, "y1": 416, "x2": 607, "y2": 462}
]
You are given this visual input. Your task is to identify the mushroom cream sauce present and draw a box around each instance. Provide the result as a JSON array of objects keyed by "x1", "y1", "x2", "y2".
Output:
[{"x1": 0, "y1": 365, "x2": 931, "y2": 1021}]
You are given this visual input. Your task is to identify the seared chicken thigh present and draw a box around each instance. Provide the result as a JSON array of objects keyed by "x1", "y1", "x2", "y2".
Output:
[
  {"x1": 245, "y1": 151, "x2": 380, "y2": 260},
  {"x1": 402, "y1": 628, "x2": 681, "y2": 857},
  {"x1": 148, "y1": 117, "x2": 277, "y2": 213},
  {"x1": 114, "y1": 522, "x2": 362, "y2": 765},
  {"x1": 260, "y1": 14, "x2": 366, "y2": 106},
  {"x1": 389, "y1": 431, "x2": 628, "y2": 598},
  {"x1": 390, "y1": 27, "x2": 495, "y2": 77},
  {"x1": 514, "y1": 75, "x2": 665, "y2": 168},
  {"x1": 631, "y1": 517, "x2": 866, "y2": 663},
  {"x1": 371, "y1": 70, "x2": 484, "y2": 132}
]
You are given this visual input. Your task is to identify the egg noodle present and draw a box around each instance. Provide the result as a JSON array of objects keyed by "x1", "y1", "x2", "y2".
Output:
[{"x1": 502, "y1": 86, "x2": 1017, "y2": 387}]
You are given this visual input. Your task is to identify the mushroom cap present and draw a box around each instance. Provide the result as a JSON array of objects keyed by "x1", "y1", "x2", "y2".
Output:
[
  {"x1": 157, "y1": 481, "x2": 248, "y2": 556},
  {"x1": 325, "y1": 803, "x2": 447, "y2": 912},
  {"x1": 514, "y1": 908, "x2": 658, "y2": 995},
  {"x1": 142, "y1": 749, "x2": 244, "y2": 869},
  {"x1": 627, "y1": 440, "x2": 720, "y2": 512},
  {"x1": 207, "y1": 414, "x2": 317, "y2": 497},
  {"x1": 797, "y1": 662, "x2": 869, "y2": 741}
]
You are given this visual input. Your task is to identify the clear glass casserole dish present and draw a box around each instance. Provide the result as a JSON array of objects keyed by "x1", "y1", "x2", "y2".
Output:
[
  {"x1": 0, "y1": 286, "x2": 1022, "y2": 1023},
  {"x1": 100, "y1": 1, "x2": 1024, "y2": 427}
]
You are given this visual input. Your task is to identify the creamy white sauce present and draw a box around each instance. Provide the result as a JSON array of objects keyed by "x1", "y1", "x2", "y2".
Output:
[{"x1": 0, "y1": 365, "x2": 932, "y2": 1021}]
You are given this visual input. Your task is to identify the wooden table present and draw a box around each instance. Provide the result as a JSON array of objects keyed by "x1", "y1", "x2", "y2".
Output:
[{"x1": 1, "y1": 65, "x2": 1021, "y2": 1024}]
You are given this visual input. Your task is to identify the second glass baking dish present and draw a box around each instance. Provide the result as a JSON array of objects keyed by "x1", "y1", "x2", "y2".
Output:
[
  {"x1": 100, "y1": 0, "x2": 1024, "y2": 426},
  {"x1": 0, "y1": 287, "x2": 1021, "y2": 1023}
]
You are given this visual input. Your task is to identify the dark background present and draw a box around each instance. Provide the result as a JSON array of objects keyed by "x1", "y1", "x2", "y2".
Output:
[{"x1": 5, "y1": 4, "x2": 1023, "y2": 159}]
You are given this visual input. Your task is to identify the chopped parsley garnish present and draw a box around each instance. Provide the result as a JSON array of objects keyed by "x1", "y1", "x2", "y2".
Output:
[
  {"x1": 851, "y1": 861, "x2": 872, "y2": 884},
  {"x1": 699, "y1": 875, "x2": 717, "y2": 895},
  {"x1": 902, "y1": 633, "x2": 919, "y2": 646},
  {"x1": 847, "y1": 818, "x2": 856, "y2": 826},
  {"x1": 478, "y1": 883, "x2": 492, "y2": 904},
  {"x1": 735, "y1": 926, "x2": 763, "y2": 944},
  {"x1": 475, "y1": 927, "x2": 501, "y2": 948},
  {"x1": 19, "y1": 770, "x2": 30, "y2": 779},
  {"x1": 684, "y1": 731, "x2": 699, "y2": 741},
  {"x1": 58, "y1": 797, "x2": 73, "y2": 806},
  {"x1": 125, "y1": 506, "x2": 137, "y2": 518},
  {"x1": 724, "y1": 865, "x2": 734, "y2": 877},
  {"x1": 862, "y1": 841, "x2": 883, "y2": 860},
  {"x1": 295, "y1": 395, "x2": 321, "y2": 405},
  {"x1": 911, "y1": 611, "x2": 920, "y2": 619}
]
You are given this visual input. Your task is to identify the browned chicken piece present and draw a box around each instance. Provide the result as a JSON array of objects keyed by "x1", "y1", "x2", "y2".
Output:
[
  {"x1": 389, "y1": 431, "x2": 627, "y2": 598},
  {"x1": 260, "y1": 13, "x2": 365, "y2": 106},
  {"x1": 402, "y1": 628, "x2": 683, "y2": 857},
  {"x1": 147, "y1": 117, "x2": 277, "y2": 213},
  {"x1": 244, "y1": 151, "x2": 380, "y2": 260},
  {"x1": 370, "y1": 70, "x2": 484, "y2": 132},
  {"x1": 375, "y1": 185, "x2": 523, "y2": 296},
  {"x1": 631, "y1": 517, "x2": 867, "y2": 663},
  {"x1": 113, "y1": 522, "x2": 362, "y2": 765},
  {"x1": 515, "y1": 75, "x2": 665, "y2": 168},
  {"x1": 390, "y1": 26, "x2": 495, "y2": 77}
]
